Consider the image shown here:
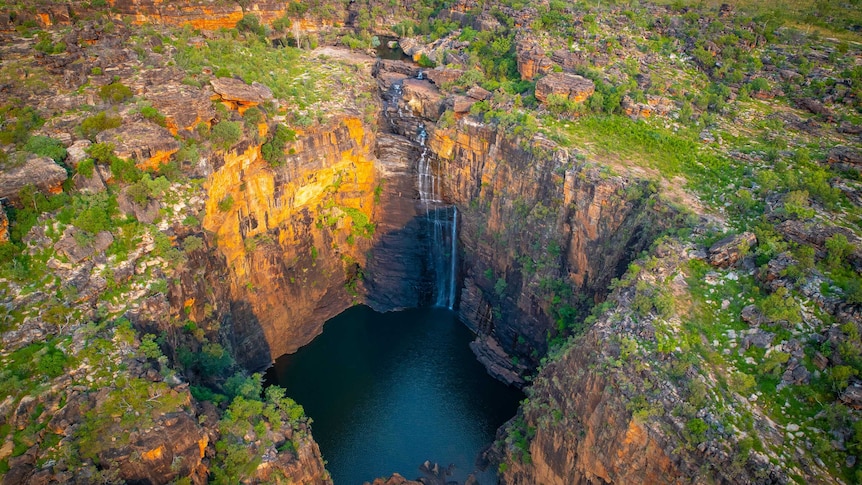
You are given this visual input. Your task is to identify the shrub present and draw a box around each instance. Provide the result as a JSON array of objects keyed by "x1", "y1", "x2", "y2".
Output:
[
  {"x1": 261, "y1": 124, "x2": 296, "y2": 167},
  {"x1": 218, "y1": 194, "x2": 235, "y2": 212},
  {"x1": 140, "y1": 105, "x2": 166, "y2": 127},
  {"x1": 236, "y1": 14, "x2": 265, "y2": 37},
  {"x1": 826, "y1": 233, "x2": 853, "y2": 270},
  {"x1": 34, "y1": 33, "x2": 66, "y2": 54},
  {"x1": 76, "y1": 158, "x2": 95, "y2": 178},
  {"x1": 758, "y1": 287, "x2": 802, "y2": 324},
  {"x1": 110, "y1": 156, "x2": 143, "y2": 184},
  {"x1": 37, "y1": 346, "x2": 68, "y2": 378},
  {"x1": 417, "y1": 53, "x2": 436, "y2": 68},
  {"x1": 685, "y1": 418, "x2": 708, "y2": 443},
  {"x1": 126, "y1": 180, "x2": 151, "y2": 205},
  {"x1": 0, "y1": 106, "x2": 43, "y2": 145},
  {"x1": 98, "y1": 82, "x2": 133, "y2": 104},
  {"x1": 211, "y1": 121, "x2": 242, "y2": 152},
  {"x1": 783, "y1": 190, "x2": 814, "y2": 219},
  {"x1": 183, "y1": 235, "x2": 204, "y2": 253},
  {"x1": 24, "y1": 135, "x2": 66, "y2": 162},
  {"x1": 78, "y1": 112, "x2": 122, "y2": 140},
  {"x1": 73, "y1": 192, "x2": 117, "y2": 234}
]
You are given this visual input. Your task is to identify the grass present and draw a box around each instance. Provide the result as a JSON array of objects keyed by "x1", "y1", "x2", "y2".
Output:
[
  {"x1": 174, "y1": 34, "x2": 329, "y2": 110},
  {"x1": 544, "y1": 115, "x2": 744, "y2": 208}
]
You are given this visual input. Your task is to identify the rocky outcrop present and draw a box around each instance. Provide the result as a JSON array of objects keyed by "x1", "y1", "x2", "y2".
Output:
[
  {"x1": 827, "y1": 145, "x2": 862, "y2": 172},
  {"x1": 425, "y1": 118, "x2": 666, "y2": 378},
  {"x1": 535, "y1": 72, "x2": 595, "y2": 104},
  {"x1": 146, "y1": 83, "x2": 216, "y2": 134},
  {"x1": 95, "y1": 121, "x2": 180, "y2": 171},
  {"x1": 621, "y1": 94, "x2": 674, "y2": 118},
  {"x1": 401, "y1": 79, "x2": 445, "y2": 121},
  {"x1": 0, "y1": 155, "x2": 68, "y2": 204},
  {"x1": 516, "y1": 36, "x2": 553, "y2": 81},
  {"x1": 0, "y1": 208, "x2": 7, "y2": 242},
  {"x1": 210, "y1": 77, "x2": 274, "y2": 110},
  {"x1": 54, "y1": 227, "x2": 114, "y2": 263},
  {"x1": 496, "y1": 240, "x2": 795, "y2": 485},
  {"x1": 707, "y1": 231, "x2": 756, "y2": 268},
  {"x1": 425, "y1": 68, "x2": 464, "y2": 87}
]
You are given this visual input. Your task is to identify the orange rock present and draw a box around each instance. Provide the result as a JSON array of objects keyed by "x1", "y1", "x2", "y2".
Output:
[{"x1": 141, "y1": 445, "x2": 165, "y2": 461}]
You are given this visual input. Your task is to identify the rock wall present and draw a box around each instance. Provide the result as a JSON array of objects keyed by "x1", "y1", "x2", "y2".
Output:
[
  {"x1": 427, "y1": 120, "x2": 664, "y2": 384},
  {"x1": 499, "y1": 326, "x2": 684, "y2": 484},
  {"x1": 374, "y1": 60, "x2": 668, "y2": 385},
  {"x1": 165, "y1": 114, "x2": 426, "y2": 370},
  {"x1": 495, "y1": 241, "x2": 793, "y2": 485}
]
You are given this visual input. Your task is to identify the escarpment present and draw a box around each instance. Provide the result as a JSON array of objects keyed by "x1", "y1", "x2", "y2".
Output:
[{"x1": 375, "y1": 60, "x2": 672, "y2": 385}]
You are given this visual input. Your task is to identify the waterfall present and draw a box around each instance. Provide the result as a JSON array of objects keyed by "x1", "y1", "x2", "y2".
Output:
[
  {"x1": 448, "y1": 206, "x2": 457, "y2": 308},
  {"x1": 416, "y1": 126, "x2": 458, "y2": 309}
]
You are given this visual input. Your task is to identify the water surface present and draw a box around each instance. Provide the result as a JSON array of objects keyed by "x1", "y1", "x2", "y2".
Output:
[{"x1": 265, "y1": 305, "x2": 522, "y2": 484}]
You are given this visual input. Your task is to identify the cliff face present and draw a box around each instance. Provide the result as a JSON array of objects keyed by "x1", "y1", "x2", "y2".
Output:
[
  {"x1": 197, "y1": 117, "x2": 378, "y2": 368},
  {"x1": 428, "y1": 121, "x2": 662, "y2": 381},
  {"x1": 165, "y1": 109, "x2": 425, "y2": 371},
  {"x1": 494, "y1": 238, "x2": 827, "y2": 484},
  {"x1": 374, "y1": 60, "x2": 667, "y2": 384}
]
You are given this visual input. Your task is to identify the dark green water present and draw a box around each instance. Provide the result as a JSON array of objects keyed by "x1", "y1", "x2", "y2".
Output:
[
  {"x1": 375, "y1": 36, "x2": 410, "y2": 61},
  {"x1": 265, "y1": 305, "x2": 523, "y2": 485}
]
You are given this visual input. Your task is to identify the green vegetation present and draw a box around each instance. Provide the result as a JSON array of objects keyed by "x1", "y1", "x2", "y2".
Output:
[
  {"x1": 210, "y1": 121, "x2": 242, "y2": 152},
  {"x1": 98, "y1": 81, "x2": 133, "y2": 104},
  {"x1": 261, "y1": 124, "x2": 297, "y2": 167},
  {"x1": 24, "y1": 135, "x2": 66, "y2": 162},
  {"x1": 78, "y1": 111, "x2": 122, "y2": 140},
  {"x1": 174, "y1": 32, "x2": 330, "y2": 109},
  {"x1": 218, "y1": 194, "x2": 235, "y2": 213},
  {"x1": 140, "y1": 105, "x2": 167, "y2": 127}
]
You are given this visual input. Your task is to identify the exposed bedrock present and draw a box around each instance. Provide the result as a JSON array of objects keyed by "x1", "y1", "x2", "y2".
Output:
[{"x1": 374, "y1": 60, "x2": 670, "y2": 384}]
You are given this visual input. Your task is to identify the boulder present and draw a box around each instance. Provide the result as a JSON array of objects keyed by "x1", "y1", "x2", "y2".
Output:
[
  {"x1": 707, "y1": 232, "x2": 756, "y2": 268},
  {"x1": 72, "y1": 171, "x2": 107, "y2": 194},
  {"x1": 54, "y1": 228, "x2": 114, "y2": 264},
  {"x1": 401, "y1": 79, "x2": 445, "y2": 121},
  {"x1": 372, "y1": 59, "x2": 421, "y2": 79},
  {"x1": 622, "y1": 94, "x2": 674, "y2": 119},
  {"x1": 96, "y1": 121, "x2": 179, "y2": 171},
  {"x1": 827, "y1": 146, "x2": 862, "y2": 170},
  {"x1": 840, "y1": 381, "x2": 862, "y2": 409},
  {"x1": 65, "y1": 139, "x2": 92, "y2": 168},
  {"x1": 118, "y1": 189, "x2": 161, "y2": 224},
  {"x1": 466, "y1": 85, "x2": 492, "y2": 101},
  {"x1": 210, "y1": 77, "x2": 273, "y2": 106},
  {"x1": 0, "y1": 155, "x2": 68, "y2": 205},
  {"x1": 452, "y1": 95, "x2": 476, "y2": 114},
  {"x1": 535, "y1": 72, "x2": 595, "y2": 104},
  {"x1": 551, "y1": 49, "x2": 588, "y2": 71},
  {"x1": 742, "y1": 330, "x2": 775, "y2": 350},
  {"x1": 796, "y1": 97, "x2": 835, "y2": 121},
  {"x1": 781, "y1": 361, "x2": 811, "y2": 386},
  {"x1": 365, "y1": 473, "x2": 423, "y2": 485},
  {"x1": 516, "y1": 36, "x2": 553, "y2": 81},
  {"x1": 377, "y1": 71, "x2": 408, "y2": 91},
  {"x1": 740, "y1": 304, "x2": 764, "y2": 326},
  {"x1": 425, "y1": 68, "x2": 463, "y2": 87},
  {"x1": 146, "y1": 83, "x2": 216, "y2": 134}
]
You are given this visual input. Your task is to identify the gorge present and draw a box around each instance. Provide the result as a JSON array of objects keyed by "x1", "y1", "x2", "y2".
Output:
[{"x1": 0, "y1": 1, "x2": 861, "y2": 484}]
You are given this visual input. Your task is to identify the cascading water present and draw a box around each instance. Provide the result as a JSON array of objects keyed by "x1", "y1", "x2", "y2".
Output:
[
  {"x1": 416, "y1": 126, "x2": 458, "y2": 309},
  {"x1": 386, "y1": 78, "x2": 459, "y2": 309}
]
